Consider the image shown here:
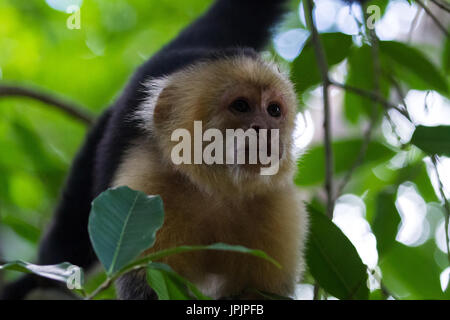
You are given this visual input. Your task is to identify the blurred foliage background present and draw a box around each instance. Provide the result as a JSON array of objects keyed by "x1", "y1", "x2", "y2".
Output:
[{"x1": 0, "y1": 0, "x2": 449, "y2": 300}]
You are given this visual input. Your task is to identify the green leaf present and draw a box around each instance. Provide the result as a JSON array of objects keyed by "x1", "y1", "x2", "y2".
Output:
[
  {"x1": 82, "y1": 270, "x2": 116, "y2": 300},
  {"x1": 369, "y1": 289, "x2": 386, "y2": 300},
  {"x1": 11, "y1": 119, "x2": 66, "y2": 195},
  {"x1": 291, "y1": 33, "x2": 353, "y2": 95},
  {"x1": 1, "y1": 215, "x2": 41, "y2": 243},
  {"x1": 127, "y1": 242, "x2": 281, "y2": 272},
  {"x1": 146, "y1": 262, "x2": 211, "y2": 300},
  {"x1": 379, "y1": 41, "x2": 449, "y2": 95},
  {"x1": 444, "y1": 36, "x2": 450, "y2": 75},
  {"x1": 295, "y1": 139, "x2": 395, "y2": 186},
  {"x1": 380, "y1": 241, "x2": 450, "y2": 299},
  {"x1": 88, "y1": 186, "x2": 164, "y2": 276},
  {"x1": 365, "y1": 0, "x2": 390, "y2": 16},
  {"x1": 371, "y1": 189, "x2": 401, "y2": 257},
  {"x1": 395, "y1": 161, "x2": 439, "y2": 203},
  {"x1": 305, "y1": 204, "x2": 369, "y2": 300},
  {"x1": 0, "y1": 260, "x2": 84, "y2": 287},
  {"x1": 344, "y1": 45, "x2": 388, "y2": 124},
  {"x1": 410, "y1": 125, "x2": 450, "y2": 157}
]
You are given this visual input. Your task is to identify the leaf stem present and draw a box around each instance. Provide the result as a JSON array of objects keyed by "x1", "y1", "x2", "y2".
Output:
[{"x1": 86, "y1": 277, "x2": 114, "y2": 300}]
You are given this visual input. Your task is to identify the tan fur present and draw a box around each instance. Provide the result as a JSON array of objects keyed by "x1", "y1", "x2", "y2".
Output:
[{"x1": 113, "y1": 56, "x2": 308, "y2": 298}]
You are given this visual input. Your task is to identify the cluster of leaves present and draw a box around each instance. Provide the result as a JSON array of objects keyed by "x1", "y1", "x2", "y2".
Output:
[
  {"x1": 0, "y1": 0, "x2": 449, "y2": 300},
  {"x1": 0, "y1": 0, "x2": 212, "y2": 288},
  {"x1": 287, "y1": 0, "x2": 450, "y2": 300},
  {"x1": 2, "y1": 186, "x2": 280, "y2": 300}
]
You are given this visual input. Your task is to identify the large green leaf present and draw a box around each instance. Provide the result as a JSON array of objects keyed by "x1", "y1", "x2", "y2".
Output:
[
  {"x1": 10, "y1": 119, "x2": 67, "y2": 197},
  {"x1": 380, "y1": 241, "x2": 450, "y2": 299},
  {"x1": 395, "y1": 161, "x2": 439, "y2": 203},
  {"x1": 146, "y1": 262, "x2": 211, "y2": 300},
  {"x1": 344, "y1": 45, "x2": 388, "y2": 124},
  {"x1": 371, "y1": 189, "x2": 401, "y2": 257},
  {"x1": 295, "y1": 139, "x2": 395, "y2": 186},
  {"x1": 88, "y1": 186, "x2": 164, "y2": 276},
  {"x1": 291, "y1": 33, "x2": 353, "y2": 96},
  {"x1": 379, "y1": 41, "x2": 449, "y2": 95},
  {"x1": 444, "y1": 36, "x2": 450, "y2": 75},
  {"x1": 1, "y1": 215, "x2": 41, "y2": 243},
  {"x1": 365, "y1": 0, "x2": 389, "y2": 16},
  {"x1": 305, "y1": 204, "x2": 369, "y2": 300},
  {"x1": 0, "y1": 260, "x2": 83, "y2": 287},
  {"x1": 410, "y1": 125, "x2": 450, "y2": 157}
]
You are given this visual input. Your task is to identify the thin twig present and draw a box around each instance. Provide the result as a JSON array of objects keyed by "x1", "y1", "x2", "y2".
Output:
[
  {"x1": 336, "y1": 12, "x2": 382, "y2": 197},
  {"x1": 429, "y1": 0, "x2": 450, "y2": 13},
  {"x1": 304, "y1": 0, "x2": 335, "y2": 219},
  {"x1": 380, "y1": 280, "x2": 396, "y2": 299},
  {"x1": 386, "y1": 74, "x2": 413, "y2": 122},
  {"x1": 329, "y1": 80, "x2": 410, "y2": 119},
  {"x1": 408, "y1": 6, "x2": 423, "y2": 42},
  {"x1": 431, "y1": 155, "x2": 450, "y2": 266},
  {"x1": 415, "y1": 0, "x2": 450, "y2": 38},
  {"x1": 85, "y1": 264, "x2": 145, "y2": 300},
  {"x1": 0, "y1": 84, "x2": 95, "y2": 125},
  {"x1": 313, "y1": 283, "x2": 320, "y2": 300},
  {"x1": 336, "y1": 118, "x2": 377, "y2": 196},
  {"x1": 85, "y1": 277, "x2": 113, "y2": 300},
  {"x1": 329, "y1": 77, "x2": 410, "y2": 148}
]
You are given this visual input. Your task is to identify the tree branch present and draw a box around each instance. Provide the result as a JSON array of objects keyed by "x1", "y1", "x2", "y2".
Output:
[
  {"x1": 408, "y1": 6, "x2": 424, "y2": 41},
  {"x1": 337, "y1": 14, "x2": 382, "y2": 198},
  {"x1": 329, "y1": 80, "x2": 411, "y2": 119},
  {"x1": 304, "y1": 0, "x2": 335, "y2": 219},
  {"x1": 415, "y1": 0, "x2": 450, "y2": 38},
  {"x1": 336, "y1": 117, "x2": 376, "y2": 196},
  {"x1": 429, "y1": 0, "x2": 450, "y2": 14},
  {"x1": 431, "y1": 155, "x2": 450, "y2": 266},
  {"x1": 0, "y1": 84, "x2": 96, "y2": 125},
  {"x1": 386, "y1": 74, "x2": 413, "y2": 122},
  {"x1": 313, "y1": 283, "x2": 320, "y2": 300}
]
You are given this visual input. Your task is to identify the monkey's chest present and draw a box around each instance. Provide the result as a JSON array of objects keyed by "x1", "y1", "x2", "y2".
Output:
[{"x1": 149, "y1": 195, "x2": 282, "y2": 269}]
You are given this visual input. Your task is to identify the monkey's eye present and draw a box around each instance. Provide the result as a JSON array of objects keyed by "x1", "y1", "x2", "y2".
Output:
[
  {"x1": 267, "y1": 103, "x2": 281, "y2": 117},
  {"x1": 230, "y1": 99, "x2": 250, "y2": 113}
]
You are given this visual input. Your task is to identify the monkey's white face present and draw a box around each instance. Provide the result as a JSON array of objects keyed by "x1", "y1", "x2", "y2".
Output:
[
  {"x1": 193, "y1": 83, "x2": 289, "y2": 176},
  {"x1": 141, "y1": 55, "x2": 298, "y2": 192}
]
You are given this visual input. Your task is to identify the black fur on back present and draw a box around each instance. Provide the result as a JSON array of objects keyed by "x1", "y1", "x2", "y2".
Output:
[{"x1": 1, "y1": 0, "x2": 291, "y2": 299}]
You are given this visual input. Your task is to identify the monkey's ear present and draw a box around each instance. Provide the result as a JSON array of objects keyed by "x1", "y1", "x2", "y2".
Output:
[
  {"x1": 136, "y1": 77, "x2": 173, "y2": 130},
  {"x1": 152, "y1": 86, "x2": 175, "y2": 126}
]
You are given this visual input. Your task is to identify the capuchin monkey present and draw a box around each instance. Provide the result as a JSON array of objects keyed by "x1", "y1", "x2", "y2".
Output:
[{"x1": 1, "y1": 0, "x2": 309, "y2": 300}]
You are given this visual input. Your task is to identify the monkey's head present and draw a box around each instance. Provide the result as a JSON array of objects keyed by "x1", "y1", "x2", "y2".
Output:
[{"x1": 138, "y1": 54, "x2": 298, "y2": 195}]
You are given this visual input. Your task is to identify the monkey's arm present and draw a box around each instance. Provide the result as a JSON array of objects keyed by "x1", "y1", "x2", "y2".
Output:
[{"x1": 163, "y1": 0, "x2": 290, "y2": 52}]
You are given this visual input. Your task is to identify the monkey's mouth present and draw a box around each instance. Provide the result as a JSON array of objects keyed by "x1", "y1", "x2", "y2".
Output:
[{"x1": 224, "y1": 141, "x2": 284, "y2": 176}]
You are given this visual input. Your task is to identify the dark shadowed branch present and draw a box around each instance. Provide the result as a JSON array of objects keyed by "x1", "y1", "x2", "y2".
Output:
[
  {"x1": 415, "y1": 0, "x2": 450, "y2": 38},
  {"x1": 304, "y1": 0, "x2": 335, "y2": 219},
  {"x1": 0, "y1": 84, "x2": 96, "y2": 125},
  {"x1": 429, "y1": 0, "x2": 450, "y2": 13},
  {"x1": 336, "y1": 17, "x2": 381, "y2": 197},
  {"x1": 329, "y1": 80, "x2": 411, "y2": 119},
  {"x1": 431, "y1": 155, "x2": 450, "y2": 265},
  {"x1": 386, "y1": 74, "x2": 412, "y2": 120}
]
